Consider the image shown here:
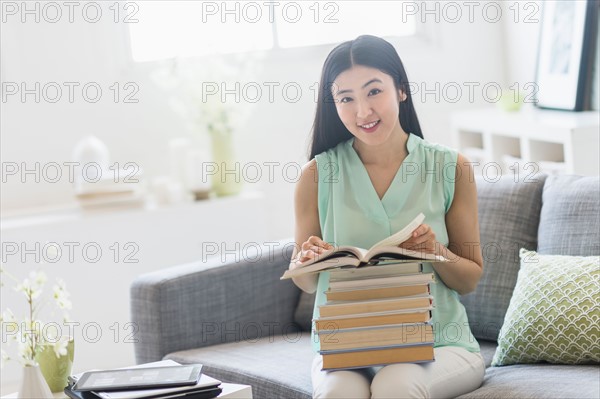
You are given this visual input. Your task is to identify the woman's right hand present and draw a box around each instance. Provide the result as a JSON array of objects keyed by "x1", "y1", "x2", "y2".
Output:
[{"x1": 293, "y1": 236, "x2": 334, "y2": 265}]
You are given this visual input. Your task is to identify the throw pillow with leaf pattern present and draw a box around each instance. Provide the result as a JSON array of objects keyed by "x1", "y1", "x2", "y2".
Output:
[{"x1": 492, "y1": 248, "x2": 600, "y2": 366}]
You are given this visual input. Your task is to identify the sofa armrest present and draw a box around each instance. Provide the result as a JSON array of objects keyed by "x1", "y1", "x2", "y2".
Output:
[{"x1": 130, "y1": 238, "x2": 301, "y2": 364}]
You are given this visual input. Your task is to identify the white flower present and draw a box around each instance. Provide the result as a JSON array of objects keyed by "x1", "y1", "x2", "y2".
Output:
[
  {"x1": 25, "y1": 319, "x2": 44, "y2": 343},
  {"x1": 1, "y1": 309, "x2": 19, "y2": 343},
  {"x1": 53, "y1": 279, "x2": 72, "y2": 310},
  {"x1": 52, "y1": 337, "x2": 69, "y2": 358},
  {"x1": 1, "y1": 348, "x2": 10, "y2": 368},
  {"x1": 1, "y1": 308, "x2": 16, "y2": 323},
  {"x1": 15, "y1": 271, "x2": 47, "y2": 301},
  {"x1": 2, "y1": 268, "x2": 73, "y2": 366},
  {"x1": 30, "y1": 271, "x2": 47, "y2": 298},
  {"x1": 15, "y1": 278, "x2": 30, "y2": 296},
  {"x1": 30, "y1": 270, "x2": 47, "y2": 286},
  {"x1": 17, "y1": 340, "x2": 34, "y2": 366}
]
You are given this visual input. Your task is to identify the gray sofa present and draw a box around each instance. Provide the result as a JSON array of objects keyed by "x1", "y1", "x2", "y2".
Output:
[{"x1": 131, "y1": 174, "x2": 600, "y2": 398}]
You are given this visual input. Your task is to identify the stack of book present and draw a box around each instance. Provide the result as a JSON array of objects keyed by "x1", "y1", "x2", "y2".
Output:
[
  {"x1": 281, "y1": 213, "x2": 448, "y2": 370},
  {"x1": 315, "y1": 262, "x2": 436, "y2": 370},
  {"x1": 65, "y1": 360, "x2": 223, "y2": 399},
  {"x1": 74, "y1": 167, "x2": 145, "y2": 210}
]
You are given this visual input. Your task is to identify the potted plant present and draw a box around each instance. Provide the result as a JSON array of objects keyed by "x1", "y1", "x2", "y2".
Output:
[
  {"x1": 151, "y1": 54, "x2": 262, "y2": 197},
  {"x1": 1, "y1": 268, "x2": 74, "y2": 397}
]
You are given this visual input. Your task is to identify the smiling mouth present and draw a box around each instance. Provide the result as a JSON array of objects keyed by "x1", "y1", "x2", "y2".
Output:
[{"x1": 358, "y1": 120, "x2": 380, "y2": 129}]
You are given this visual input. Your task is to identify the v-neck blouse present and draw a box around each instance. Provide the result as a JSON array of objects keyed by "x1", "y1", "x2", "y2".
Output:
[{"x1": 312, "y1": 132, "x2": 480, "y2": 354}]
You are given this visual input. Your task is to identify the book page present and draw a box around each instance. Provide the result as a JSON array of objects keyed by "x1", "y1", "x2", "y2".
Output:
[
  {"x1": 281, "y1": 256, "x2": 362, "y2": 279},
  {"x1": 281, "y1": 213, "x2": 431, "y2": 280},
  {"x1": 364, "y1": 246, "x2": 447, "y2": 262},
  {"x1": 369, "y1": 213, "x2": 425, "y2": 249},
  {"x1": 292, "y1": 245, "x2": 368, "y2": 268}
]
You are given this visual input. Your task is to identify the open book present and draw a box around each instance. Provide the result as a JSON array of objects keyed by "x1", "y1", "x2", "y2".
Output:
[{"x1": 281, "y1": 213, "x2": 448, "y2": 279}]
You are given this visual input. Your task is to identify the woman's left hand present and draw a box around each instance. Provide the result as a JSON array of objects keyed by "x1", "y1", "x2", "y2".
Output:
[{"x1": 398, "y1": 223, "x2": 439, "y2": 254}]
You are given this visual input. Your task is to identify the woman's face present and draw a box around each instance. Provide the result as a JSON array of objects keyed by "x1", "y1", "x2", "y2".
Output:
[{"x1": 332, "y1": 65, "x2": 406, "y2": 145}]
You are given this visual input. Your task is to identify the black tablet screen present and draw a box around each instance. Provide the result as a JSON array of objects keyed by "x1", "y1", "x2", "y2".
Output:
[{"x1": 75, "y1": 365, "x2": 201, "y2": 391}]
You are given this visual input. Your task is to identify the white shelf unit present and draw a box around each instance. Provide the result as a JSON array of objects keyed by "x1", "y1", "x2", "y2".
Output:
[{"x1": 451, "y1": 107, "x2": 600, "y2": 176}]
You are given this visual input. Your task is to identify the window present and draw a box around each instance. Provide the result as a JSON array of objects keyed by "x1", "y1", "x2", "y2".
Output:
[
  {"x1": 276, "y1": 1, "x2": 416, "y2": 48},
  {"x1": 129, "y1": 1, "x2": 417, "y2": 62}
]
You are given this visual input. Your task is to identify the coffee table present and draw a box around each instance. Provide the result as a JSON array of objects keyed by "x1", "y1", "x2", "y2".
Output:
[{"x1": 2, "y1": 382, "x2": 252, "y2": 399}]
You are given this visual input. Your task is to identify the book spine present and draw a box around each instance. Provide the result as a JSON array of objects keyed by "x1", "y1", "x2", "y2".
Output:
[
  {"x1": 318, "y1": 296, "x2": 433, "y2": 318},
  {"x1": 329, "y1": 264, "x2": 424, "y2": 282},
  {"x1": 329, "y1": 273, "x2": 434, "y2": 290},
  {"x1": 314, "y1": 309, "x2": 433, "y2": 331},
  {"x1": 319, "y1": 341, "x2": 434, "y2": 355},
  {"x1": 320, "y1": 342, "x2": 435, "y2": 370},
  {"x1": 325, "y1": 283, "x2": 431, "y2": 302},
  {"x1": 316, "y1": 321, "x2": 433, "y2": 334},
  {"x1": 321, "y1": 358, "x2": 435, "y2": 371}
]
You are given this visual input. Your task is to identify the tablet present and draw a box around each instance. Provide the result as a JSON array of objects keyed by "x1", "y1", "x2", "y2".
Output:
[{"x1": 73, "y1": 365, "x2": 203, "y2": 392}]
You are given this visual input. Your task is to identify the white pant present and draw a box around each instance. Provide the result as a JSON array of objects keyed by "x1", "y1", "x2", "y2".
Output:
[{"x1": 311, "y1": 346, "x2": 485, "y2": 399}]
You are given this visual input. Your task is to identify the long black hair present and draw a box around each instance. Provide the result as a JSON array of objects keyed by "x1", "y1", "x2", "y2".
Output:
[{"x1": 308, "y1": 35, "x2": 423, "y2": 160}]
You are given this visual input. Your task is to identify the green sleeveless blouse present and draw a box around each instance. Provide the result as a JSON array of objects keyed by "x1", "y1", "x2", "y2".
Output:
[{"x1": 311, "y1": 133, "x2": 480, "y2": 354}]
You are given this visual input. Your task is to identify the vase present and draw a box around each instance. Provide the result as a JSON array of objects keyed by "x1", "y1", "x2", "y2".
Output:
[
  {"x1": 71, "y1": 136, "x2": 111, "y2": 192},
  {"x1": 209, "y1": 132, "x2": 243, "y2": 197},
  {"x1": 18, "y1": 364, "x2": 53, "y2": 399},
  {"x1": 35, "y1": 339, "x2": 75, "y2": 393}
]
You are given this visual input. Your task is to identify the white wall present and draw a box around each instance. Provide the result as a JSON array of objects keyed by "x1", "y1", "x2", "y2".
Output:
[
  {"x1": 500, "y1": 1, "x2": 542, "y2": 85},
  {"x1": 1, "y1": 1, "x2": 512, "y2": 393},
  {"x1": 1, "y1": 3, "x2": 509, "y2": 226},
  {"x1": 501, "y1": 0, "x2": 599, "y2": 110}
]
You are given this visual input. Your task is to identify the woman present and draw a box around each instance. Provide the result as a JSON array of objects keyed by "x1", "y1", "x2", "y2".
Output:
[{"x1": 287, "y1": 35, "x2": 486, "y2": 398}]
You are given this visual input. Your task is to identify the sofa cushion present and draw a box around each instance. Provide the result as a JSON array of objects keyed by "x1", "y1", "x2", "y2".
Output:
[
  {"x1": 460, "y1": 175, "x2": 547, "y2": 341},
  {"x1": 478, "y1": 340, "x2": 498, "y2": 368},
  {"x1": 492, "y1": 249, "x2": 600, "y2": 366},
  {"x1": 293, "y1": 291, "x2": 315, "y2": 332},
  {"x1": 165, "y1": 334, "x2": 313, "y2": 399},
  {"x1": 538, "y1": 175, "x2": 600, "y2": 256},
  {"x1": 456, "y1": 364, "x2": 600, "y2": 398}
]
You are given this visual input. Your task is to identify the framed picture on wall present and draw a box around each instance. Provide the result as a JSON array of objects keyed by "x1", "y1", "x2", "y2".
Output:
[{"x1": 534, "y1": 0, "x2": 598, "y2": 111}]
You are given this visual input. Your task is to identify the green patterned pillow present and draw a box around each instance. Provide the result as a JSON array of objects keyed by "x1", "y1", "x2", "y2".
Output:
[{"x1": 492, "y1": 248, "x2": 600, "y2": 366}]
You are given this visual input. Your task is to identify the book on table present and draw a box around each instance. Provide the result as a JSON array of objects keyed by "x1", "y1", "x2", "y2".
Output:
[
  {"x1": 280, "y1": 213, "x2": 449, "y2": 279},
  {"x1": 65, "y1": 360, "x2": 222, "y2": 399}
]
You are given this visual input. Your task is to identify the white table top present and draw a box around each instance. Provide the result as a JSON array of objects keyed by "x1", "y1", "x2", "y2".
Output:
[{"x1": 2, "y1": 382, "x2": 252, "y2": 399}]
